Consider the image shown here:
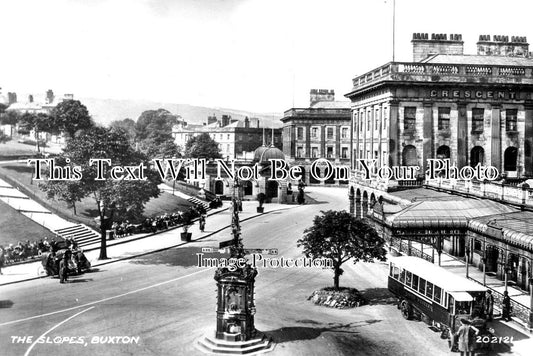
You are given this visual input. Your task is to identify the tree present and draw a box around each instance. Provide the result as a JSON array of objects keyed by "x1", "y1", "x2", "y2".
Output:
[
  {"x1": 50, "y1": 100, "x2": 94, "y2": 138},
  {"x1": 184, "y1": 132, "x2": 221, "y2": 159},
  {"x1": 0, "y1": 131, "x2": 11, "y2": 144},
  {"x1": 135, "y1": 109, "x2": 179, "y2": 141},
  {"x1": 109, "y1": 118, "x2": 136, "y2": 144},
  {"x1": 297, "y1": 210, "x2": 387, "y2": 290},
  {"x1": 39, "y1": 126, "x2": 161, "y2": 259},
  {"x1": 17, "y1": 112, "x2": 51, "y2": 152}
]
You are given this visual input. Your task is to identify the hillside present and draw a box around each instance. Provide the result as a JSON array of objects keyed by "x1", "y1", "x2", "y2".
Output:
[{"x1": 79, "y1": 97, "x2": 283, "y2": 128}]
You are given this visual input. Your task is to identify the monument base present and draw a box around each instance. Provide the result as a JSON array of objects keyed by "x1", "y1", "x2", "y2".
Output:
[{"x1": 195, "y1": 330, "x2": 274, "y2": 355}]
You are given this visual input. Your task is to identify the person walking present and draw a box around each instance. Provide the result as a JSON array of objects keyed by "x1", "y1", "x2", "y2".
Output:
[
  {"x1": 59, "y1": 252, "x2": 69, "y2": 284},
  {"x1": 199, "y1": 214, "x2": 206, "y2": 232},
  {"x1": 485, "y1": 290, "x2": 494, "y2": 321},
  {"x1": 456, "y1": 318, "x2": 473, "y2": 356},
  {"x1": 502, "y1": 291, "x2": 512, "y2": 321}
]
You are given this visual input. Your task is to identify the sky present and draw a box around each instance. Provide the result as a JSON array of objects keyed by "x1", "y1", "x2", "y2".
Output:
[{"x1": 1, "y1": 0, "x2": 533, "y2": 113}]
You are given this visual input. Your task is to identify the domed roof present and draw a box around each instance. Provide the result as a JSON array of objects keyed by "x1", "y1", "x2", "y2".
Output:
[{"x1": 253, "y1": 145, "x2": 285, "y2": 164}]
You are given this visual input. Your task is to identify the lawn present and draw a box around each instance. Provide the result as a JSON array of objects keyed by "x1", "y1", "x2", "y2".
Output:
[
  {"x1": 0, "y1": 162, "x2": 194, "y2": 229},
  {"x1": 0, "y1": 140, "x2": 40, "y2": 159},
  {"x1": 0, "y1": 200, "x2": 55, "y2": 247}
]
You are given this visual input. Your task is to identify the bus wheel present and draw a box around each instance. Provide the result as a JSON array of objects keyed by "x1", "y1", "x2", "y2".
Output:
[{"x1": 400, "y1": 300, "x2": 412, "y2": 320}]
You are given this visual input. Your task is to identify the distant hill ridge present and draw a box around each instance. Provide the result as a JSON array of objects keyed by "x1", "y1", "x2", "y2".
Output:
[{"x1": 79, "y1": 97, "x2": 283, "y2": 128}]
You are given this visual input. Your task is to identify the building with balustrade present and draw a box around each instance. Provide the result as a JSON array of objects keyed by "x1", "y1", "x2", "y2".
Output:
[
  {"x1": 345, "y1": 33, "x2": 533, "y2": 327},
  {"x1": 281, "y1": 89, "x2": 351, "y2": 185}
]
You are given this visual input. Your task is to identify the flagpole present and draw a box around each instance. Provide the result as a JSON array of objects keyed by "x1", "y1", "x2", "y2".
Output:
[{"x1": 392, "y1": 0, "x2": 396, "y2": 62}]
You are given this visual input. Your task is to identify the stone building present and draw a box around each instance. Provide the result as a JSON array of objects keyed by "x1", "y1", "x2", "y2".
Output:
[
  {"x1": 281, "y1": 89, "x2": 351, "y2": 185},
  {"x1": 172, "y1": 115, "x2": 282, "y2": 161}
]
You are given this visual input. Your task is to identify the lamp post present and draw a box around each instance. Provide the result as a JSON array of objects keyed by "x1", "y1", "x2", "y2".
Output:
[{"x1": 98, "y1": 199, "x2": 108, "y2": 260}]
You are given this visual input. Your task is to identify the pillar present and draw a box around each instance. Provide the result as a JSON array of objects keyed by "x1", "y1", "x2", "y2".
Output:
[
  {"x1": 423, "y1": 102, "x2": 434, "y2": 173},
  {"x1": 524, "y1": 104, "x2": 533, "y2": 176},
  {"x1": 491, "y1": 105, "x2": 501, "y2": 171},
  {"x1": 389, "y1": 102, "x2": 400, "y2": 167},
  {"x1": 457, "y1": 103, "x2": 468, "y2": 168}
]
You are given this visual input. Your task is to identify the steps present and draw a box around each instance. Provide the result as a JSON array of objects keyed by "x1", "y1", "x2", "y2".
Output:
[
  {"x1": 195, "y1": 332, "x2": 274, "y2": 355},
  {"x1": 188, "y1": 197, "x2": 211, "y2": 211},
  {"x1": 54, "y1": 224, "x2": 100, "y2": 247}
]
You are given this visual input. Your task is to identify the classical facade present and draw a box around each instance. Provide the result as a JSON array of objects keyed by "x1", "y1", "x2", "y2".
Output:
[
  {"x1": 172, "y1": 115, "x2": 282, "y2": 161},
  {"x1": 346, "y1": 33, "x2": 533, "y2": 181},
  {"x1": 281, "y1": 89, "x2": 351, "y2": 185}
]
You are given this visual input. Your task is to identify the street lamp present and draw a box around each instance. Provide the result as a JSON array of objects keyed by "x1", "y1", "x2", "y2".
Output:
[{"x1": 98, "y1": 200, "x2": 120, "y2": 260}]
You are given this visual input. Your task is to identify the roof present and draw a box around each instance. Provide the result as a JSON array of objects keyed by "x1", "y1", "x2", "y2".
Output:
[
  {"x1": 422, "y1": 54, "x2": 533, "y2": 66},
  {"x1": 388, "y1": 198, "x2": 516, "y2": 229},
  {"x1": 310, "y1": 101, "x2": 351, "y2": 109},
  {"x1": 469, "y1": 211, "x2": 533, "y2": 250},
  {"x1": 389, "y1": 188, "x2": 455, "y2": 202},
  {"x1": 390, "y1": 256, "x2": 487, "y2": 293},
  {"x1": 253, "y1": 145, "x2": 284, "y2": 164}
]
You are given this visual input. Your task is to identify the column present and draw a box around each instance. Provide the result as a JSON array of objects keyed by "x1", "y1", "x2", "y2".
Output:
[
  {"x1": 491, "y1": 105, "x2": 501, "y2": 171},
  {"x1": 389, "y1": 102, "x2": 400, "y2": 167},
  {"x1": 457, "y1": 103, "x2": 468, "y2": 168},
  {"x1": 524, "y1": 104, "x2": 533, "y2": 176},
  {"x1": 423, "y1": 102, "x2": 434, "y2": 172}
]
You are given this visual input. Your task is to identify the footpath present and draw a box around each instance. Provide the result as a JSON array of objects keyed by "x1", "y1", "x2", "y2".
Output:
[{"x1": 0, "y1": 201, "x2": 293, "y2": 286}]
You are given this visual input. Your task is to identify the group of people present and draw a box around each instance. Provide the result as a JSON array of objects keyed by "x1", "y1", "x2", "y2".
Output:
[
  {"x1": 0, "y1": 237, "x2": 65, "y2": 267},
  {"x1": 110, "y1": 204, "x2": 208, "y2": 239}
]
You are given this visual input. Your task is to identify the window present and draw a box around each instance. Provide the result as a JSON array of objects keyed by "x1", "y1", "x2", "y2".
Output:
[
  {"x1": 506, "y1": 109, "x2": 517, "y2": 131},
  {"x1": 367, "y1": 117, "x2": 371, "y2": 131},
  {"x1": 418, "y1": 278, "x2": 426, "y2": 294},
  {"x1": 383, "y1": 107, "x2": 388, "y2": 131},
  {"x1": 360, "y1": 118, "x2": 364, "y2": 132},
  {"x1": 341, "y1": 127, "x2": 349, "y2": 139},
  {"x1": 326, "y1": 146, "x2": 334, "y2": 158},
  {"x1": 311, "y1": 147, "x2": 319, "y2": 158},
  {"x1": 405, "y1": 271, "x2": 412, "y2": 287},
  {"x1": 404, "y1": 107, "x2": 416, "y2": 130},
  {"x1": 341, "y1": 147, "x2": 348, "y2": 159},
  {"x1": 434, "y1": 285, "x2": 442, "y2": 304},
  {"x1": 326, "y1": 127, "x2": 334, "y2": 140},
  {"x1": 438, "y1": 107, "x2": 450, "y2": 130},
  {"x1": 400, "y1": 269, "x2": 406, "y2": 283},
  {"x1": 311, "y1": 127, "x2": 319, "y2": 139},
  {"x1": 472, "y1": 108, "x2": 484, "y2": 133},
  {"x1": 412, "y1": 274, "x2": 419, "y2": 290},
  {"x1": 297, "y1": 127, "x2": 304, "y2": 140},
  {"x1": 391, "y1": 265, "x2": 400, "y2": 279},
  {"x1": 425, "y1": 282, "x2": 434, "y2": 299},
  {"x1": 296, "y1": 146, "x2": 304, "y2": 158},
  {"x1": 227, "y1": 134, "x2": 230, "y2": 140},
  {"x1": 474, "y1": 239, "x2": 482, "y2": 252}
]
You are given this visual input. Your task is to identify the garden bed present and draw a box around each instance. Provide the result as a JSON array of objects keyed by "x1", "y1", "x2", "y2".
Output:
[{"x1": 308, "y1": 287, "x2": 366, "y2": 309}]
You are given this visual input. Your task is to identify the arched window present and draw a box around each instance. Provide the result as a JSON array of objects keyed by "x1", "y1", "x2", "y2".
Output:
[
  {"x1": 470, "y1": 146, "x2": 485, "y2": 167},
  {"x1": 504, "y1": 147, "x2": 518, "y2": 171},
  {"x1": 243, "y1": 181, "x2": 253, "y2": 196},
  {"x1": 402, "y1": 145, "x2": 417, "y2": 166},
  {"x1": 436, "y1": 145, "x2": 451, "y2": 159},
  {"x1": 214, "y1": 180, "x2": 224, "y2": 195}
]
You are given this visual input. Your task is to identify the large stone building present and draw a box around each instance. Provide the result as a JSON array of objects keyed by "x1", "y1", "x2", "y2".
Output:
[
  {"x1": 345, "y1": 33, "x2": 533, "y2": 328},
  {"x1": 281, "y1": 89, "x2": 351, "y2": 184},
  {"x1": 172, "y1": 115, "x2": 282, "y2": 161}
]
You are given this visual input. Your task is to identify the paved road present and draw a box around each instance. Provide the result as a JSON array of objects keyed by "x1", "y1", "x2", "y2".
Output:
[{"x1": 0, "y1": 187, "x2": 496, "y2": 356}]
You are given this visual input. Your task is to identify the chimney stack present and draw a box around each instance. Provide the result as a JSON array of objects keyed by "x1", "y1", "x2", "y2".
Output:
[
  {"x1": 477, "y1": 34, "x2": 529, "y2": 57},
  {"x1": 411, "y1": 32, "x2": 464, "y2": 62}
]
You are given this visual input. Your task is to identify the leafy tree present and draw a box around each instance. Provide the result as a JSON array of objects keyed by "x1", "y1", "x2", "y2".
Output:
[
  {"x1": 50, "y1": 100, "x2": 94, "y2": 138},
  {"x1": 135, "y1": 109, "x2": 179, "y2": 141},
  {"x1": 297, "y1": 210, "x2": 387, "y2": 289},
  {"x1": 0, "y1": 110, "x2": 20, "y2": 126},
  {"x1": 17, "y1": 113, "x2": 51, "y2": 152},
  {"x1": 184, "y1": 132, "x2": 221, "y2": 159},
  {"x1": 109, "y1": 118, "x2": 136, "y2": 143},
  {"x1": 39, "y1": 126, "x2": 161, "y2": 259}
]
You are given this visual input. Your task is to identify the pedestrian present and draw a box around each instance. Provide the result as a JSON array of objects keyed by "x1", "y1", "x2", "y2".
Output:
[
  {"x1": 0, "y1": 245, "x2": 5, "y2": 275},
  {"x1": 502, "y1": 291, "x2": 512, "y2": 321},
  {"x1": 199, "y1": 214, "x2": 206, "y2": 232},
  {"x1": 59, "y1": 251, "x2": 69, "y2": 284},
  {"x1": 485, "y1": 290, "x2": 494, "y2": 321},
  {"x1": 455, "y1": 318, "x2": 473, "y2": 356}
]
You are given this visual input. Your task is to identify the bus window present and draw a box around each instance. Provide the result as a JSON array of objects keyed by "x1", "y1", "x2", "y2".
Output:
[
  {"x1": 434, "y1": 286, "x2": 442, "y2": 304},
  {"x1": 425, "y1": 282, "x2": 433, "y2": 299},
  {"x1": 400, "y1": 269, "x2": 406, "y2": 283},
  {"x1": 406, "y1": 271, "x2": 412, "y2": 287},
  {"x1": 392, "y1": 266, "x2": 399, "y2": 279},
  {"x1": 412, "y1": 274, "x2": 419, "y2": 290},
  {"x1": 418, "y1": 278, "x2": 426, "y2": 295}
]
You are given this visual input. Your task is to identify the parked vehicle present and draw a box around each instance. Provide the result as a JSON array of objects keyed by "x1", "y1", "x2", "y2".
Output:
[{"x1": 388, "y1": 256, "x2": 494, "y2": 352}]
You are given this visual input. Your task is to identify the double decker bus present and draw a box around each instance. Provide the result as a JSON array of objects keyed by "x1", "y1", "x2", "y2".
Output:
[{"x1": 388, "y1": 256, "x2": 492, "y2": 350}]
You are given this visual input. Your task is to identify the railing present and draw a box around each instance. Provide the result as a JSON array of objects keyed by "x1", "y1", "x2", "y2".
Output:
[
  {"x1": 426, "y1": 178, "x2": 533, "y2": 207},
  {"x1": 351, "y1": 61, "x2": 533, "y2": 91}
]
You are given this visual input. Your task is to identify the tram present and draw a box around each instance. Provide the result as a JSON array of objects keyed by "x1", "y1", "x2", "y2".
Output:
[{"x1": 388, "y1": 256, "x2": 493, "y2": 350}]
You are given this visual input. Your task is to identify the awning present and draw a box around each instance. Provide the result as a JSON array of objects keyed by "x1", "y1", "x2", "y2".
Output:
[{"x1": 449, "y1": 291, "x2": 473, "y2": 302}]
